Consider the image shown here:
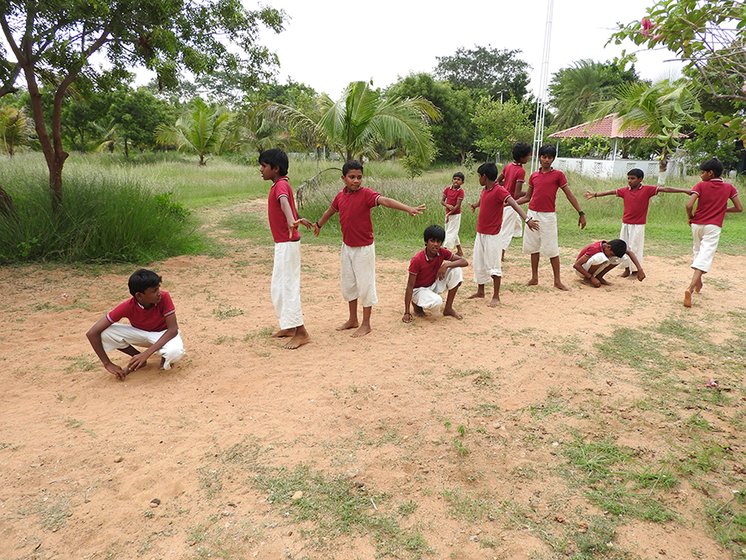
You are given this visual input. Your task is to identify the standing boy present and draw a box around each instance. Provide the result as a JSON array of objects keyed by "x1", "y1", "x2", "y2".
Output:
[
  {"x1": 441, "y1": 172, "x2": 465, "y2": 256},
  {"x1": 573, "y1": 239, "x2": 645, "y2": 287},
  {"x1": 86, "y1": 269, "x2": 185, "y2": 380},
  {"x1": 584, "y1": 168, "x2": 691, "y2": 277},
  {"x1": 260, "y1": 148, "x2": 312, "y2": 349},
  {"x1": 684, "y1": 158, "x2": 742, "y2": 307},
  {"x1": 313, "y1": 160, "x2": 424, "y2": 337},
  {"x1": 469, "y1": 162, "x2": 539, "y2": 307},
  {"x1": 403, "y1": 225, "x2": 468, "y2": 323},
  {"x1": 496, "y1": 142, "x2": 532, "y2": 257},
  {"x1": 515, "y1": 145, "x2": 586, "y2": 290}
]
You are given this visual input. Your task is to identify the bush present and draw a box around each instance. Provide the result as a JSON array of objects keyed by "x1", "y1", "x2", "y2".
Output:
[{"x1": 0, "y1": 168, "x2": 207, "y2": 263}]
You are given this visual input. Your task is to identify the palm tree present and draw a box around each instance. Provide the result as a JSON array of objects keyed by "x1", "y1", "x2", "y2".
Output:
[
  {"x1": 263, "y1": 81, "x2": 440, "y2": 164},
  {"x1": 597, "y1": 79, "x2": 700, "y2": 177},
  {"x1": 156, "y1": 98, "x2": 232, "y2": 165},
  {"x1": 0, "y1": 106, "x2": 31, "y2": 157}
]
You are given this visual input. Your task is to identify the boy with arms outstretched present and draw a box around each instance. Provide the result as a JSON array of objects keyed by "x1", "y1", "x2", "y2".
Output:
[
  {"x1": 441, "y1": 172, "x2": 465, "y2": 256},
  {"x1": 403, "y1": 225, "x2": 468, "y2": 323},
  {"x1": 469, "y1": 162, "x2": 539, "y2": 307},
  {"x1": 584, "y1": 168, "x2": 691, "y2": 277},
  {"x1": 684, "y1": 158, "x2": 742, "y2": 307},
  {"x1": 260, "y1": 148, "x2": 312, "y2": 349},
  {"x1": 86, "y1": 269, "x2": 185, "y2": 380},
  {"x1": 515, "y1": 145, "x2": 586, "y2": 290},
  {"x1": 574, "y1": 239, "x2": 645, "y2": 288},
  {"x1": 496, "y1": 142, "x2": 532, "y2": 257},
  {"x1": 313, "y1": 160, "x2": 424, "y2": 337}
]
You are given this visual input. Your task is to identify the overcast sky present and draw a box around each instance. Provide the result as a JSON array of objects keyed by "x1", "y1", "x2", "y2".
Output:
[{"x1": 258, "y1": 0, "x2": 681, "y2": 97}]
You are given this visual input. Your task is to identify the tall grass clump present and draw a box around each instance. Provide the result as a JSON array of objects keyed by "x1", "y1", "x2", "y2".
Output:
[{"x1": 0, "y1": 164, "x2": 207, "y2": 263}]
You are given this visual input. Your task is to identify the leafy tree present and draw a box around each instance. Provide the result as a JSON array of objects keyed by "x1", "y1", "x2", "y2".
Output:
[
  {"x1": 0, "y1": 105, "x2": 30, "y2": 156},
  {"x1": 264, "y1": 81, "x2": 440, "y2": 165},
  {"x1": 0, "y1": 0, "x2": 283, "y2": 207},
  {"x1": 434, "y1": 46, "x2": 530, "y2": 101},
  {"x1": 387, "y1": 73, "x2": 476, "y2": 163},
  {"x1": 107, "y1": 88, "x2": 175, "y2": 156},
  {"x1": 548, "y1": 60, "x2": 642, "y2": 129},
  {"x1": 471, "y1": 98, "x2": 534, "y2": 162},
  {"x1": 156, "y1": 98, "x2": 232, "y2": 165}
]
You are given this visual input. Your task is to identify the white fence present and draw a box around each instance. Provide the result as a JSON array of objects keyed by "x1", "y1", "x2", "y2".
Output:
[{"x1": 553, "y1": 157, "x2": 685, "y2": 179}]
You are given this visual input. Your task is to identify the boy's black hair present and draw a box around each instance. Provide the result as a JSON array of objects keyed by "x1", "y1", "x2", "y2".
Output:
[
  {"x1": 608, "y1": 239, "x2": 627, "y2": 258},
  {"x1": 342, "y1": 159, "x2": 364, "y2": 176},
  {"x1": 452, "y1": 171, "x2": 465, "y2": 180},
  {"x1": 538, "y1": 145, "x2": 557, "y2": 158},
  {"x1": 128, "y1": 269, "x2": 162, "y2": 296},
  {"x1": 627, "y1": 168, "x2": 644, "y2": 179},
  {"x1": 699, "y1": 157, "x2": 724, "y2": 177},
  {"x1": 258, "y1": 148, "x2": 289, "y2": 176},
  {"x1": 476, "y1": 162, "x2": 498, "y2": 181},
  {"x1": 423, "y1": 224, "x2": 446, "y2": 244},
  {"x1": 512, "y1": 142, "x2": 532, "y2": 161}
]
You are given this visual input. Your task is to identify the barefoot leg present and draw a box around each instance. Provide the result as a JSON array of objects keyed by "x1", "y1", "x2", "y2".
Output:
[
  {"x1": 621, "y1": 267, "x2": 631, "y2": 278},
  {"x1": 336, "y1": 299, "x2": 360, "y2": 331},
  {"x1": 527, "y1": 252, "x2": 540, "y2": 285},
  {"x1": 284, "y1": 325, "x2": 310, "y2": 349},
  {"x1": 488, "y1": 275, "x2": 501, "y2": 307},
  {"x1": 272, "y1": 328, "x2": 296, "y2": 338},
  {"x1": 550, "y1": 256, "x2": 569, "y2": 291},
  {"x1": 352, "y1": 306, "x2": 372, "y2": 337},
  {"x1": 413, "y1": 304, "x2": 426, "y2": 317},
  {"x1": 443, "y1": 283, "x2": 463, "y2": 319},
  {"x1": 468, "y1": 284, "x2": 485, "y2": 299}
]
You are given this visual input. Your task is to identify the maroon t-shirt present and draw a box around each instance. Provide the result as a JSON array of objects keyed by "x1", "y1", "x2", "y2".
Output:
[
  {"x1": 501, "y1": 162, "x2": 526, "y2": 198},
  {"x1": 528, "y1": 169, "x2": 568, "y2": 212},
  {"x1": 616, "y1": 185, "x2": 659, "y2": 224},
  {"x1": 576, "y1": 241, "x2": 604, "y2": 261},
  {"x1": 268, "y1": 177, "x2": 300, "y2": 243},
  {"x1": 409, "y1": 248, "x2": 454, "y2": 288},
  {"x1": 442, "y1": 186, "x2": 465, "y2": 215},
  {"x1": 691, "y1": 179, "x2": 739, "y2": 227},
  {"x1": 107, "y1": 291, "x2": 176, "y2": 332},
  {"x1": 331, "y1": 187, "x2": 381, "y2": 247},
  {"x1": 476, "y1": 185, "x2": 511, "y2": 235}
]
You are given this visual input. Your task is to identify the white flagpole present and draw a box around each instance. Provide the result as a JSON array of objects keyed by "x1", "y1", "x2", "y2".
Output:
[{"x1": 532, "y1": 0, "x2": 554, "y2": 172}]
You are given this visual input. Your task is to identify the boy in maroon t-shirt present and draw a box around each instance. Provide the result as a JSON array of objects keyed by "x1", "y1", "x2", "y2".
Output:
[
  {"x1": 684, "y1": 158, "x2": 742, "y2": 307},
  {"x1": 441, "y1": 171, "x2": 465, "y2": 256},
  {"x1": 573, "y1": 239, "x2": 645, "y2": 288},
  {"x1": 403, "y1": 225, "x2": 468, "y2": 323},
  {"x1": 496, "y1": 142, "x2": 532, "y2": 258},
  {"x1": 313, "y1": 160, "x2": 424, "y2": 337},
  {"x1": 86, "y1": 269, "x2": 185, "y2": 380}
]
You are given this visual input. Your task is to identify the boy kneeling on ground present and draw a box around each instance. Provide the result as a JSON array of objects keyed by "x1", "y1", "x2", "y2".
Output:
[
  {"x1": 574, "y1": 239, "x2": 645, "y2": 288},
  {"x1": 87, "y1": 269, "x2": 185, "y2": 380},
  {"x1": 403, "y1": 225, "x2": 469, "y2": 323}
]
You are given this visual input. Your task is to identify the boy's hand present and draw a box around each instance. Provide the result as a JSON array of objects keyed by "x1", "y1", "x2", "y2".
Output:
[
  {"x1": 407, "y1": 204, "x2": 425, "y2": 216},
  {"x1": 402, "y1": 312, "x2": 413, "y2": 323},
  {"x1": 105, "y1": 362, "x2": 128, "y2": 381},
  {"x1": 127, "y1": 353, "x2": 149, "y2": 372},
  {"x1": 583, "y1": 191, "x2": 595, "y2": 200},
  {"x1": 437, "y1": 263, "x2": 450, "y2": 280},
  {"x1": 470, "y1": 203, "x2": 477, "y2": 213},
  {"x1": 294, "y1": 218, "x2": 312, "y2": 230},
  {"x1": 578, "y1": 214, "x2": 587, "y2": 229},
  {"x1": 636, "y1": 270, "x2": 646, "y2": 282},
  {"x1": 526, "y1": 218, "x2": 539, "y2": 231},
  {"x1": 590, "y1": 277, "x2": 601, "y2": 288},
  {"x1": 312, "y1": 222, "x2": 321, "y2": 237}
]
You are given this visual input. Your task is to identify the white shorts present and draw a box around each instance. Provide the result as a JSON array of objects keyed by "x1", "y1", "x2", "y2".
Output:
[
  {"x1": 576, "y1": 252, "x2": 622, "y2": 278},
  {"x1": 522, "y1": 211, "x2": 559, "y2": 258},
  {"x1": 444, "y1": 213, "x2": 462, "y2": 249},
  {"x1": 412, "y1": 267, "x2": 464, "y2": 310},
  {"x1": 691, "y1": 224, "x2": 721, "y2": 273},
  {"x1": 496, "y1": 206, "x2": 523, "y2": 251},
  {"x1": 473, "y1": 232, "x2": 503, "y2": 284},
  {"x1": 272, "y1": 241, "x2": 304, "y2": 329},
  {"x1": 340, "y1": 243, "x2": 378, "y2": 307},
  {"x1": 619, "y1": 223, "x2": 645, "y2": 272},
  {"x1": 101, "y1": 323, "x2": 185, "y2": 370}
]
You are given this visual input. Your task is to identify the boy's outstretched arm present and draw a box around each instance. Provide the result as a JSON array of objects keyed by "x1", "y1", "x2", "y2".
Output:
[
  {"x1": 625, "y1": 250, "x2": 646, "y2": 281},
  {"x1": 513, "y1": 184, "x2": 533, "y2": 206},
  {"x1": 561, "y1": 185, "x2": 586, "y2": 228},
  {"x1": 86, "y1": 317, "x2": 128, "y2": 380},
  {"x1": 313, "y1": 205, "x2": 338, "y2": 236},
  {"x1": 378, "y1": 196, "x2": 425, "y2": 216},
  {"x1": 584, "y1": 189, "x2": 616, "y2": 200},
  {"x1": 573, "y1": 255, "x2": 601, "y2": 287},
  {"x1": 126, "y1": 313, "x2": 179, "y2": 372},
  {"x1": 505, "y1": 197, "x2": 539, "y2": 231},
  {"x1": 402, "y1": 273, "x2": 418, "y2": 323},
  {"x1": 657, "y1": 187, "x2": 693, "y2": 195}
]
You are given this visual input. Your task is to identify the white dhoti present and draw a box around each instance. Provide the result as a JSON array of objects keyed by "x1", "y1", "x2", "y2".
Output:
[
  {"x1": 576, "y1": 252, "x2": 622, "y2": 278},
  {"x1": 473, "y1": 233, "x2": 503, "y2": 284},
  {"x1": 444, "y1": 213, "x2": 462, "y2": 250},
  {"x1": 340, "y1": 243, "x2": 378, "y2": 307},
  {"x1": 522, "y1": 211, "x2": 559, "y2": 258},
  {"x1": 101, "y1": 323, "x2": 186, "y2": 370},
  {"x1": 496, "y1": 205, "x2": 523, "y2": 251},
  {"x1": 412, "y1": 267, "x2": 464, "y2": 309},
  {"x1": 691, "y1": 224, "x2": 721, "y2": 273},
  {"x1": 271, "y1": 241, "x2": 304, "y2": 329},
  {"x1": 619, "y1": 223, "x2": 645, "y2": 272}
]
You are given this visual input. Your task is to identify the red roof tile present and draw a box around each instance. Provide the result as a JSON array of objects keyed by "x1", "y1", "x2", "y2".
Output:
[{"x1": 549, "y1": 114, "x2": 654, "y2": 139}]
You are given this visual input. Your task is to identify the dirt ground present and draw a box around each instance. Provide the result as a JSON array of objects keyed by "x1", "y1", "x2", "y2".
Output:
[{"x1": 1, "y1": 203, "x2": 744, "y2": 560}]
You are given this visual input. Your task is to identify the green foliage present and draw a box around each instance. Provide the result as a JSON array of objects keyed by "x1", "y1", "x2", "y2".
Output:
[
  {"x1": 472, "y1": 98, "x2": 533, "y2": 162},
  {"x1": 0, "y1": 105, "x2": 30, "y2": 156},
  {"x1": 434, "y1": 46, "x2": 530, "y2": 101},
  {"x1": 157, "y1": 98, "x2": 233, "y2": 165}
]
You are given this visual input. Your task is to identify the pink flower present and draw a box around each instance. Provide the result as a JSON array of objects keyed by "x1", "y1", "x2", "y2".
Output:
[{"x1": 641, "y1": 17, "x2": 653, "y2": 37}]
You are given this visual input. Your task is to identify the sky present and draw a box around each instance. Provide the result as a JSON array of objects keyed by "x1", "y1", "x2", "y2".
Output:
[{"x1": 258, "y1": 0, "x2": 682, "y2": 98}]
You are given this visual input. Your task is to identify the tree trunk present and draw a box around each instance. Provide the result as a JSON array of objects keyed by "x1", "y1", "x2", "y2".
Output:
[
  {"x1": 124, "y1": 137, "x2": 129, "y2": 158},
  {"x1": 199, "y1": 153, "x2": 206, "y2": 166}
]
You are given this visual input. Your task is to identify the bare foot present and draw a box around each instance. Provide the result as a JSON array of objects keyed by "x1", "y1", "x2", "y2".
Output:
[
  {"x1": 456, "y1": 250, "x2": 464, "y2": 257},
  {"x1": 554, "y1": 281, "x2": 569, "y2": 291},
  {"x1": 621, "y1": 268, "x2": 630, "y2": 278},
  {"x1": 284, "y1": 332, "x2": 310, "y2": 349},
  {"x1": 694, "y1": 279, "x2": 703, "y2": 293},
  {"x1": 351, "y1": 324, "x2": 372, "y2": 338},
  {"x1": 683, "y1": 289, "x2": 692, "y2": 308},
  {"x1": 272, "y1": 328, "x2": 296, "y2": 338},
  {"x1": 336, "y1": 319, "x2": 359, "y2": 331},
  {"x1": 598, "y1": 278, "x2": 611, "y2": 286},
  {"x1": 527, "y1": 278, "x2": 539, "y2": 286},
  {"x1": 413, "y1": 305, "x2": 426, "y2": 317},
  {"x1": 487, "y1": 297, "x2": 500, "y2": 307},
  {"x1": 443, "y1": 308, "x2": 463, "y2": 320},
  {"x1": 467, "y1": 292, "x2": 485, "y2": 299}
]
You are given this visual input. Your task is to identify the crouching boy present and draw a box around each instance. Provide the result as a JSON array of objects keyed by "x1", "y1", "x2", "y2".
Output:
[
  {"x1": 574, "y1": 239, "x2": 645, "y2": 288},
  {"x1": 86, "y1": 269, "x2": 185, "y2": 380},
  {"x1": 403, "y1": 225, "x2": 468, "y2": 323}
]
